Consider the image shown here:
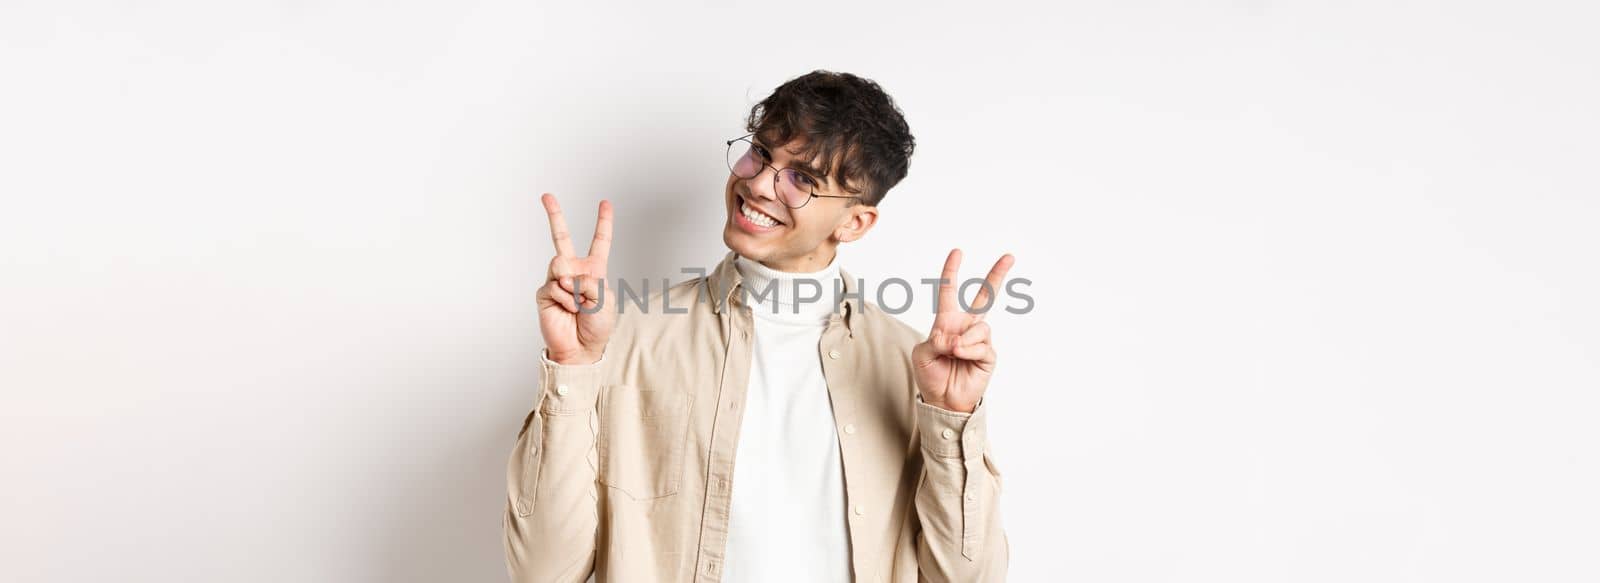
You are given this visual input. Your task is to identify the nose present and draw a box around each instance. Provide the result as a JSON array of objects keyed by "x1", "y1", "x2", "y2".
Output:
[{"x1": 742, "y1": 165, "x2": 781, "y2": 203}]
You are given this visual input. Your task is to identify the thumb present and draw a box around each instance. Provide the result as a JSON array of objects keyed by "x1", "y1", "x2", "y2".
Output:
[
  {"x1": 931, "y1": 327, "x2": 958, "y2": 354},
  {"x1": 912, "y1": 337, "x2": 940, "y2": 368}
]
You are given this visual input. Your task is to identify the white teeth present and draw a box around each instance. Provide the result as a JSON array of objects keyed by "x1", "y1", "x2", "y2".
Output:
[{"x1": 741, "y1": 201, "x2": 779, "y2": 228}]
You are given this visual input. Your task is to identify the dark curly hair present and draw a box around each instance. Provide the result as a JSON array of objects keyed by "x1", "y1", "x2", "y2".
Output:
[{"x1": 745, "y1": 70, "x2": 915, "y2": 207}]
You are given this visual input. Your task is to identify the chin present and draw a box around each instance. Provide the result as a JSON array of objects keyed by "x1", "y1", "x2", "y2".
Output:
[{"x1": 722, "y1": 221, "x2": 764, "y2": 260}]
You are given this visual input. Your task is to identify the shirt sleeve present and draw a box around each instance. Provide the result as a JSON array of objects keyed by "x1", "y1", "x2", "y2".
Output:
[
  {"x1": 503, "y1": 349, "x2": 607, "y2": 582},
  {"x1": 912, "y1": 394, "x2": 1009, "y2": 582}
]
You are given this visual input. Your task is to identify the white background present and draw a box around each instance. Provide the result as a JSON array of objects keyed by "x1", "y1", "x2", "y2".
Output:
[{"x1": 3, "y1": 1, "x2": 1597, "y2": 581}]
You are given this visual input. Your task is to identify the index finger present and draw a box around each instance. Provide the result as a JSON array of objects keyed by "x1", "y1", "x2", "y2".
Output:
[
  {"x1": 541, "y1": 193, "x2": 577, "y2": 256},
  {"x1": 588, "y1": 199, "x2": 613, "y2": 259},
  {"x1": 935, "y1": 248, "x2": 962, "y2": 314}
]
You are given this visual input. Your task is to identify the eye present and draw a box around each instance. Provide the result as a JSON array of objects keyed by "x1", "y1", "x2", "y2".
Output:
[
  {"x1": 793, "y1": 173, "x2": 817, "y2": 188},
  {"x1": 752, "y1": 144, "x2": 772, "y2": 161}
]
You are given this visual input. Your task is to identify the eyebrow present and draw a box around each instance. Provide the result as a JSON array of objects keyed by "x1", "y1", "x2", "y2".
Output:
[
  {"x1": 790, "y1": 159, "x2": 826, "y2": 182},
  {"x1": 754, "y1": 138, "x2": 829, "y2": 186}
]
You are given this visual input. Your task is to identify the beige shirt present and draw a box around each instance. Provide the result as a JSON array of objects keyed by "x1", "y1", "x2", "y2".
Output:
[{"x1": 503, "y1": 252, "x2": 1009, "y2": 582}]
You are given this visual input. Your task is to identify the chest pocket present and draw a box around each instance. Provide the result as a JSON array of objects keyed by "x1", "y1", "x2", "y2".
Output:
[{"x1": 599, "y1": 384, "x2": 692, "y2": 500}]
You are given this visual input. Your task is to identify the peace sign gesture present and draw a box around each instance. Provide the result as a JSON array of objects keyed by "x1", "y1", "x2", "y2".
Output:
[
  {"x1": 912, "y1": 249, "x2": 1016, "y2": 413},
  {"x1": 536, "y1": 193, "x2": 615, "y2": 365}
]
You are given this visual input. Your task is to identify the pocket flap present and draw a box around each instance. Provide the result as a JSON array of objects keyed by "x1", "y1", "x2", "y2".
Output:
[{"x1": 609, "y1": 385, "x2": 689, "y2": 418}]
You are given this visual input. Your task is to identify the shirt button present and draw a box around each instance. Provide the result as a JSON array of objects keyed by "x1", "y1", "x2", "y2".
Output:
[
  {"x1": 853, "y1": 505, "x2": 864, "y2": 516},
  {"x1": 941, "y1": 428, "x2": 955, "y2": 439},
  {"x1": 966, "y1": 493, "x2": 977, "y2": 501},
  {"x1": 844, "y1": 423, "x2": 856, "y2": 435},
  {"x1": 555, "y1": 384, "x2": 570, "y2": 396},
  {"x1": 829, "y1": 350, "x2": 841, "y2": 359}
]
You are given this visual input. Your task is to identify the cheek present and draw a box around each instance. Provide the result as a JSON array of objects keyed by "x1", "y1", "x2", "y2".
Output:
[{"x1": 790, "y1": 209, "x2": 839, "y2": 239}]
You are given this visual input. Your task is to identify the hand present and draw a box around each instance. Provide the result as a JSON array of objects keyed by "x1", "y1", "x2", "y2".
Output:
[
  {"x1": 912, "y1": 249, "x2": 1015, "y2": 414},
  {"x1": 536, "y1": 193, "x2": 615, "y2": 365}
]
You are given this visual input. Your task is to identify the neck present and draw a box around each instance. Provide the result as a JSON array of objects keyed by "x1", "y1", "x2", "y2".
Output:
[{"x1": 757, "y1": 245, "x2": 838, "y2": 273}]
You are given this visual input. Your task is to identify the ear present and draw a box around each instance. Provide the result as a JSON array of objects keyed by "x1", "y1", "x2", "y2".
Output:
[{"x1": 832, "y1": 203, "x2": 879, "y2": 244}]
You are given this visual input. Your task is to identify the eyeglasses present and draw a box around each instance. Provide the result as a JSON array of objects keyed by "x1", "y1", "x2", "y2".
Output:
[{"x1": 725, "y1": 134, "x2": 861, "y2": 209}]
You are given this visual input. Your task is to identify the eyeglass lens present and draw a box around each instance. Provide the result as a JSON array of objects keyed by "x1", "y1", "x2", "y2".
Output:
[{"x1": 726, "y1": 140, "x2": 816, "y2": 209}]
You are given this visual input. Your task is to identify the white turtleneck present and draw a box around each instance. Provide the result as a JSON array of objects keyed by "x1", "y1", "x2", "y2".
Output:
[{"x1": 722, "y1": 254, "x2": 852, "y2": 583}]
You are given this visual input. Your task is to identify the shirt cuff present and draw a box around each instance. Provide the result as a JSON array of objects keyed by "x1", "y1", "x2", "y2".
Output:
[
  {"x1": 916, "y1": 394, "x2": 987, "y2": 461},
  {"x1": 538, "y1": 348, "x2": 605, "y2": 414}
]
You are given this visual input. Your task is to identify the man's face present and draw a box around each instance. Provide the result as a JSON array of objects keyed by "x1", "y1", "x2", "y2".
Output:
[{"x1": 722, "y1": 136, "x2": 863, "y2": 272}]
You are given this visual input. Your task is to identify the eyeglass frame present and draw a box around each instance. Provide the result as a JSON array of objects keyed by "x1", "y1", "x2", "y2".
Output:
[{"x1": 725, "y1": 133, "x2": 863, "y2": 209}]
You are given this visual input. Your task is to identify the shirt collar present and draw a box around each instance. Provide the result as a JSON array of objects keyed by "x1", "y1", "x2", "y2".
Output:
[
  {"x1": 708, "y1": 251, "x2": 862, "y2": 335},
  {"x1": 733, "y1": 253, "x2": 841, "y2": 321}
]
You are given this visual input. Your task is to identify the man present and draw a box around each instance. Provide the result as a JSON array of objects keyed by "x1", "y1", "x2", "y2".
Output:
[{"x1": 504, "y1": 70, "x2": 1012, "y2": 582}]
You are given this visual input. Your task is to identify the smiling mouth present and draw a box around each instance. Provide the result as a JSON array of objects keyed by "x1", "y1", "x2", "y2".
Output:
[{"x1": 738, "y1": 198, "x2": 784, "y2": 228}]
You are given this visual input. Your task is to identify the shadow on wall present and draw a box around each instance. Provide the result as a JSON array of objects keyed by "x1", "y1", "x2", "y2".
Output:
[{"x1": 371, "y1": 109, "x2": 714, "y2": 582}]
